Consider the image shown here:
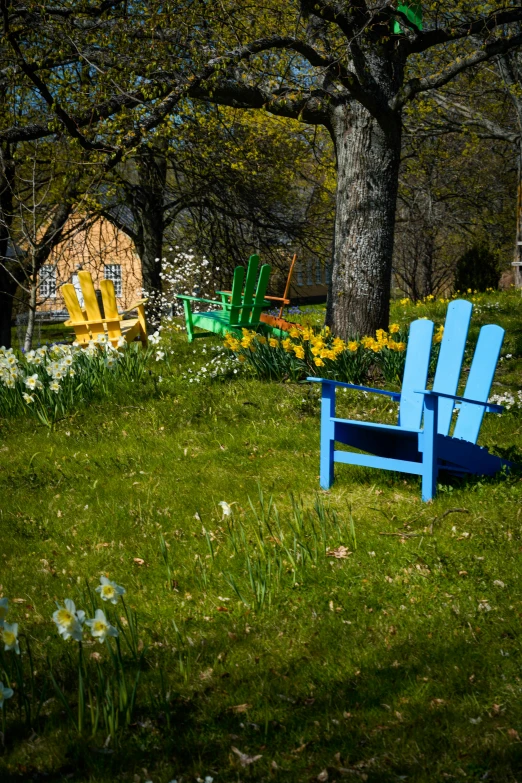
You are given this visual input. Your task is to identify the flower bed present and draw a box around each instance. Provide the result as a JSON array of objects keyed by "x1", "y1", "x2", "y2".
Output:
[{"x1": 223, "y1": 323, "x2": 444, "y2": 385}]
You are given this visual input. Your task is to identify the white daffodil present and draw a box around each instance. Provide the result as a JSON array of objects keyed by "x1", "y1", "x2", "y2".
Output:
[
  {"x1": 0, "y1": 681, "x2": 14, "y2": 707},
  {"x1": 117, "y1": 336, "x2": 126, "y2": 348},
  {"x1": 52, "y1": 599, "x2": 85, "y2": 641},
  {"x1": 49, "y1": 380, "x2": 61, "y2": 393},
  {"x1": 218, "y1": 501, "x2": 232, "y2": 517},
  {"x1": 24, "y1": 374, "x2": 43, "y2": 391},
  {"x1": 2, "y1": 622, "x2": 19, "y2": 654},
  {"x1": 25, "y1": 350, "x2": 36, "y2": 362},
  {"x1": 85, "y1": 609, "x2": 118, "y2": 643},
  {"x1": 95, "y1": 576, "x2": 125, "y2": 605},
  {"x1": 22, "y1": 393, "x2": 35, "y2": 404},
  {"x1": 0, "y1": 597, "x2": 8, "y2": 626},
  {"x1": 155, "y1": 350, "x2": 165, "y2": 361}
]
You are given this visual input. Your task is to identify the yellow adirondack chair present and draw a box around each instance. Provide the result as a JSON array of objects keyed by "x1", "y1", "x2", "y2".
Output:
[{"x1": 62, "y1": 270, "x2": 148, "y2": 348}]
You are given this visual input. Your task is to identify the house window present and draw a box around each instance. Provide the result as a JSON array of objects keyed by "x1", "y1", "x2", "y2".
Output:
[
  {"x1": 315, "y1": 261, "x2": 323, "y2": 285},
  {"x1": 104, "y1": 264, "x2": 122, "y2": 297},
  {"x1": 39, "y1": 266, "x2": 56, "y2": 298}
]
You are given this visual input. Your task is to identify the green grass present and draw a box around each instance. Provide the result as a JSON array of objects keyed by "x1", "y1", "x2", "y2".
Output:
[{"x1": 1, "y1": 291, "x2": 522, "y2": 782}]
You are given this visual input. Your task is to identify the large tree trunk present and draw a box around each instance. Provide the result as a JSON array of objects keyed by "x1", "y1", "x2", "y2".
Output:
[
  {"x1": 23, "y1": 274, "x2": 37, "y2": 352},
  {"x1": 133, "y1": 143, "x2": 167, "y2": 328},
  {"x1": 513, "y1": 140, "x2": 522, "y2": 289},
  {"x1": 326, "y1": 103, "x2": 402, "y2": 338},
  {"x1": 0, "y1": 280, "x2": 15, "y2": 348}
]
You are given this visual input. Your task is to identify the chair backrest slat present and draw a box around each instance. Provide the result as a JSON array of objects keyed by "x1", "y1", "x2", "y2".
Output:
[
  {"x1": 238, "y1": 254, "x2": 260, "y2": 323},
  {"x1": 100, "y1": 279, "x2": 123, "y2": 344},
  {"x1": 250, "y1": 264, "x2": 271, "y2": 324},
  {"x1": 62, "y1": 283, "x2": 91, "y2": 344},
  {"x1": 398, "y1": 318, "x2": 434, "y2": 430},
  {"x1": 229, "y1": 266, "x2": 246, "y2": 326},
  {"x1": 453, "y1": 324, "x2": 504, "y2": 444},
  {"x1": 78, "y1": 271, "x2": 105, "y2": 340},
  {"x1": 432, "y1": 299, "x2": 473, "y2": 435}
]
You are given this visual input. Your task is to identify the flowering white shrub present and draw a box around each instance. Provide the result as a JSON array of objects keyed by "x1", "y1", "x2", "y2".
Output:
[
  {"x1": 141, "y1": 248, "x2": 219, "y2": 328},
  {"x1": 0, "y1": 336, "x2": 167, "y2": 426},
  {"x1": 488, "y1": 390, "x2": 522, "y2": 410}
]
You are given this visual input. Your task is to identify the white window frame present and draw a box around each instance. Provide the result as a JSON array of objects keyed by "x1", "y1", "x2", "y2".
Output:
[
  {"x1": 39, "y1": 265, "x2": 57, "y2": 299},
  {"x1": 104, "y1": 264, "x2": 123, "y2": 297}
]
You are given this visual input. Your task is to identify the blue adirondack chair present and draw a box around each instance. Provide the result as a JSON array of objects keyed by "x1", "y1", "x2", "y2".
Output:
[{"x1": 308, "y1": 300, "x2": 511, "y2": 501}]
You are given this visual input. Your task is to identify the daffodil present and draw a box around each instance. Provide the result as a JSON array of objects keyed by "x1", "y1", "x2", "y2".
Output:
[
  {"x1": 0, "y1": 682, "x2": 13, "y2": 707},
  {"x1": 0, "y1": 597, "x2": 8, "y2": 625},
  {"x1": 347, "y1": 341, "x2": 358, "y2": 352},
  {"x1": 95, "y1": 576, "x2": 125, "y2": 605},
  {"x1": 22, "y1": 393, "x2": 35, "y2": 404},
  {"x1": 52, "y1": 599, "x2": 85, "y2": 642},
  {"x1": 24, "y1": 374, "x2": 42, "y2": 391},
  {"x1": 218, "y1": 501, "x2": 232, "y2": 517},
  {"x1": 85, "y1": 609, "x2": 118, "y2": 643},
  {"x1": 389, "y1": 323, "x2": 400, "y2": 334},
  {"x1": 313, "y1": 358, "x2": 325, "y2": 367},
  {"x1": 268, "y1": 338, "x2": 278, "y2": 348},
  {"x1": 2, "y1": 622, "x2": 19, "y2": 654},
  {"x1": 49, "y1": 380, "x2": 60, "y2": 393}
]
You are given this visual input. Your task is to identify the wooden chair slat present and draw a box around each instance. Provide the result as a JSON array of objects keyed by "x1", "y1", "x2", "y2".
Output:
[
  {"x1": 398, "y1": 318, "x2": 434, "y2": 431},
  {"x1": 432, "y1": 299, "x2": 472, "y2": 435},
  {"x1": 453, "y1": 324, "x2": 505, "y2": 444}
]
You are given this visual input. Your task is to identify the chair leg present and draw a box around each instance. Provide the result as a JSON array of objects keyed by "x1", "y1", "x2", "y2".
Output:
[
  {"x1": 183, "y1": 300, "x2": 194, "y2": 342},
  {"x1": 320, "y1": 383, "x2": 336, "y2": 489},
  {"x1": 422, "y1": 395, "x2": 439, "y2": 502},
  {"x1": 136, "y1": 305, "x2": 148, "y2": 347}
]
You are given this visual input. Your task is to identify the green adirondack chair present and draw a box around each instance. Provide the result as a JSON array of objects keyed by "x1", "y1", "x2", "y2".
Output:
[
  {"x1": 177, "y1": 256, "x2": 272, "y2": 342},
  {"x1": 393, "y1": 2, "x2": 422, "y2": 34}
]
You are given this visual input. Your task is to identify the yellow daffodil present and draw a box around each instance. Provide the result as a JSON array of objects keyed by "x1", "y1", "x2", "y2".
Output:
[
  {"x1": 52, "y1": 599, "x2": 85, "y2": 642},
  {"x1": 293, "y1": 346, "x2": 305, "y2": 359},
  {"x1": 389, "y1": 323, "x2": 400, "y2": 334},
  {"x1": 2, "y1": 622, "x2": 19, "y2": 654},
  {"x1": 85, "y1": 609, "x2": 118, "y2": 643},
  {"x1": 96, "y1": 576, "x2": 125, "y2": 605},
  {"x1": 269, "y1": 338, "x2": 278, "y2": 348},
  {"x1": 347, "y1": 341, "x2": 358, "y2": 352},
  {"x1": 313, "y1": 358, "x2": 325, "y2": 367},
  {"x1": 289, "y1": 328, "x2": 301, "y2": 338}
]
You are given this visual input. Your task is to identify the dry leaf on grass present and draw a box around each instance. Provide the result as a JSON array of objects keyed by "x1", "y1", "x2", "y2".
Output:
[
  {"x1": 133, "y1": 558, "x2": 145, "y2": 566},
  {"x1": 326, "y1": 546, "x2": 352, "y2": 559},
  {"x1": 231, "y1": 746, "x2": 263, "y2": 766},
  {"x1": 228, "y1": 703, "x2": 251, "y2": 713}
]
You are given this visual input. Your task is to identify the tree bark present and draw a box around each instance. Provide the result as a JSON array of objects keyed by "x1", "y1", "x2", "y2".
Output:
[
  {"x1": 126, "y1": 144, "x2": 167, "y2": 328},
  {"x1": 23, "y1": 275, "x2": 37, "y2": 352},
  {"x1": 326, "y1": 103, "x2": 402, "y2": 338},
  {"x1": 513, "y1": 140, "x2": 522, "y2": 289}
]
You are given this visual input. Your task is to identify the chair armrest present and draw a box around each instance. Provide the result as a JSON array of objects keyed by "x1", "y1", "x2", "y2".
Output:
[
  {"x1": 264, "y1": 296, "x2": 291, "y2": 304},
  {"x1": 176, "y1": 294, "x2": 226, "y2": 306},
  {"x1": 414, "y1": 389, "x2": 504, "y2": 414},
  {"x1": 307, "y1": 377, "x2": 401, "y2": 401},
  {"x1": 119, "y1": 298, "x2": 147, "y2": 314}
]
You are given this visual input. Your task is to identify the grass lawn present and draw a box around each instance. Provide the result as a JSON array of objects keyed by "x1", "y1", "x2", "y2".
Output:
[{"x1": 1, "y1": 292, "x2": 522, "y2": 782}]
